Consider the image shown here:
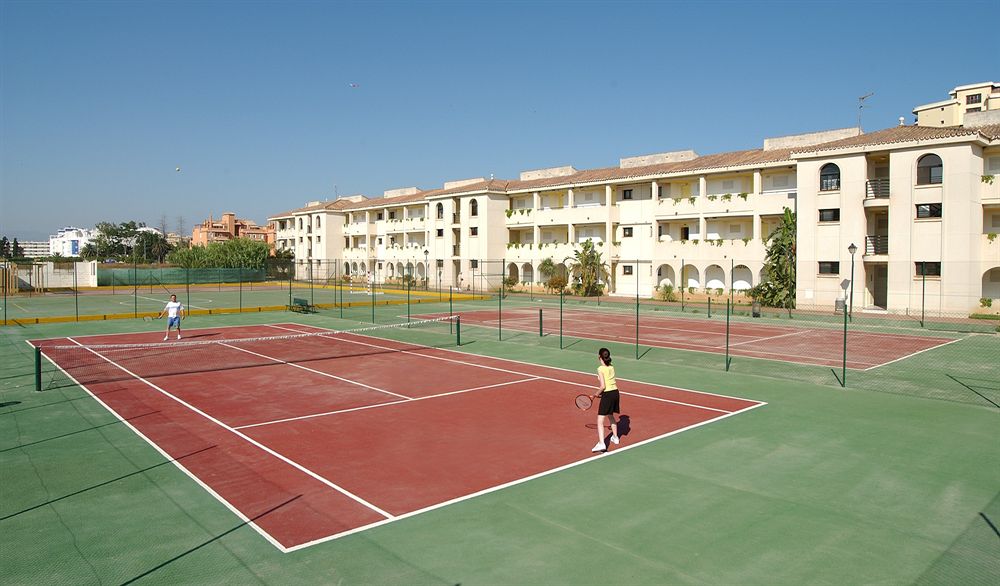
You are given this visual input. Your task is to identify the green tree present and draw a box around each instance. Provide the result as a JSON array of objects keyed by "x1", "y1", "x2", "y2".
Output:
[
  {"x1": 166, "y1": 238, "x2": 269, "y2": 269},
  {"x1": 0, "y1": 236, "x2": 10, "y2": 258},
  {"x1": 11, "y1": 238, "x2": 24, "y2": 258},
  {"x1": 748, "y1": 207, "x2": 796, "y2": 310},
  {"x1": 565, "y1": 239, "x2": 608, "y2": 296}
]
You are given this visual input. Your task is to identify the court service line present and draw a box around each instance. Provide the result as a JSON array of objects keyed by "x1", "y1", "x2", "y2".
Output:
[
  {"x1": 266, "y1": 325, "x2": 737, "y2": 414},
  {"x1": 220, "y1": 342, "x2": 412, "y2": 400},
  {"x1": 284, "y1": 399, "x2": 768, "y2": 552},
  {"x1": 860, "y1": 337, "x2": 964, "y2": 371},
  {"x1": 64, "y1": 337, "x2": 396, "y2": 521},
  {"x1": 236, "y1": 377, "x2": 541, "y2": 430},
  {"x1": 725, "y1": 329, "x2": 812, "y2": 347}
]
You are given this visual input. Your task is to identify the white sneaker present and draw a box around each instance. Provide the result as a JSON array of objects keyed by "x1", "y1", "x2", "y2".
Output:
[
  {"x1": 163, "y1": 336, "x2": 168, "y2": 341},
  {"x1": 176, "y1": 334, "x2": 182, "y2": 339},
  {"x1": 592, "y1": 441, "x2": 606, "y2": 452},
  {"x1": 610, "y1": 435, "x2": 620, "y2": 445}
]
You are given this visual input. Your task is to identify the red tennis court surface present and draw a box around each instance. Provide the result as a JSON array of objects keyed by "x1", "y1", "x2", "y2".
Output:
[
  {"x1": 436, "y1": 307, "x2": 958, "y2": 370},
  {"x1": 31, "y1": 323, "x2": 764, "y2": 551}
]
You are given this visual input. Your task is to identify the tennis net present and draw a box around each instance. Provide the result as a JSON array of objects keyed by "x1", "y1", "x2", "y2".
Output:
[{"x1": 34, "y1": 316, "x2": 459, "y2": 392}]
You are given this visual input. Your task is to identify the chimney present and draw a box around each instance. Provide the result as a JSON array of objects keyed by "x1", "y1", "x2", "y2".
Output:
[{"x1": 898, "y1": 117, "x2": 905, "y2": 127}]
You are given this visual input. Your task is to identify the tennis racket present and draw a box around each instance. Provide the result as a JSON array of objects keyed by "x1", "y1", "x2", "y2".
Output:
[
  {"x1": 575, "y1": 394, "x2": 594, "y2": 410},
  {"x1": 142, "y1": 316, "x2": 162, "y2": 322}
]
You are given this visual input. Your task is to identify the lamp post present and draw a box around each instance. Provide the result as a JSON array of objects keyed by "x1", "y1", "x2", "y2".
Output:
[
  {"x1": 424, "y1": 248, "x2": 429, "y2": 291},
  {"x1": 848, "y1": 243, "x2": 857, "y2": 321}
]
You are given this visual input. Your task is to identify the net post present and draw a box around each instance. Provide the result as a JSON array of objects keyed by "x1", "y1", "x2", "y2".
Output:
[
  {"x1": 2, "y1": 261, "x2": 7, "y2": 325},
  {"x1": 539, "y1": 308, "x2": 543, "y2": 337},
  {"x1": 35, "y1": 346, "x2": 42, "y2": 392},
  {"x1": 133, "y1": 256, "x2": 138, "y2": 318},
  {"x1": 449, "y1": 286, "x2": 453, "y2": 333},
  {"x1": 456, "y1": 315, "x2": 461, "y2": 346},
  {"x1": 309, "y1": 262, "x2": 314, "y2": 308},
  {"x1": 841, "y1": 293, "x2": 848, "y2": 387},
  {"x1": 371, "y1": 269, "x2": 376, "y2": 324},
  {"x1": 338, "y1": 265, "x2": 343, "y2": 319},
  {"x1": 186, "y1": 268, "x2": 191, "y2": 311},
  {"x1": 708, "y1": 296, "x2": 711, "y2": 318},
  {"x1": 407, "y1": 274, "x2": 411, "y2": 326},
  {"x1": 239, "y1": 266, "x2": 243, "y2": 311}
]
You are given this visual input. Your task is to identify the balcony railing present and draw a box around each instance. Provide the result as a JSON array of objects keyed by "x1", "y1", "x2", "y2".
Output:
[
  {"x1": 866, "y1": 179, "x2": 890, "y2": 199},
  {"x1": 865, "y1": 235, "x2": 889, "y2": 255}
]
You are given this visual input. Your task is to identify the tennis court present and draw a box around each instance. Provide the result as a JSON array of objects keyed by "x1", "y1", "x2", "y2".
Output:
[
  {"x1": 30, "y1": 320, "x2": 764, "y2": 551},
  {"x1": 437, "y1": 306, "x2": 959, "y2": 370}
]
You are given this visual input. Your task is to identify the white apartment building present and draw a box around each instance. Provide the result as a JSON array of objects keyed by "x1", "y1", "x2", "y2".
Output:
[
  {"x1": 269, "y1": 83, "x2": 1000, "y2": 313},
  {"x1": 49, "y1": 226, "x2": 96, "y2": 257}
]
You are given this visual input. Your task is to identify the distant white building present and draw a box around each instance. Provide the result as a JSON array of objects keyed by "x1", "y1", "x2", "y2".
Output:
[
  {"x1": 19, "y1": 241, "x2": 51, "y2": 258},
  {"x1": 49, "y1": 226, "x2": 97, "y2": 257}
]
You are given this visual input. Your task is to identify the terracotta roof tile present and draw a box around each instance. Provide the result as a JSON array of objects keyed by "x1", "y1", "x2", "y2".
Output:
[{"x1": 793, "y1": 124, "x2": 1000, "y2": 154}]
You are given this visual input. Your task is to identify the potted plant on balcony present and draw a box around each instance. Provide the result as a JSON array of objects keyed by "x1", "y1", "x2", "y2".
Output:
[
  {"x1": 738, "y1": 192, "x2": 749, "y2": 201},
  {"x1": 721, "y1": 194, "x2": 732, "y2": 202}
]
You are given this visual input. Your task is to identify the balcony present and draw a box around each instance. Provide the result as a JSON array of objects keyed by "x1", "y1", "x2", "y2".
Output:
[
  {"x1": 866, "y1": 179, "x2": 890, "y2": 199},
  {"x1": 505, "y1": 209, "x2": 534, "y2": 225},
  {"x1": 865, "y1": 235, "x2": 889, "y2": 255}
]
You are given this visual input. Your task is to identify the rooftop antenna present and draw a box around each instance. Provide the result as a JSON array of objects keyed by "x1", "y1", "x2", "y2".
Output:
[{"x1": 858, "y1": 92, "x2": 874, "y2": 131}]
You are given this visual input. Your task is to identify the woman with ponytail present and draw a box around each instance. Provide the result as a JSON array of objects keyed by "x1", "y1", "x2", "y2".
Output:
[{"x1": 592, "y1": 347, "x2": 621, "y2": 452}]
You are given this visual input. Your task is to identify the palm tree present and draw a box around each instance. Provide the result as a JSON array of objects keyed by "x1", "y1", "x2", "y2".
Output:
[
  {"x1": 748, "y1": 206, "x2": 796, "y2": 311},
  {"x1": 564, "y1": 239, "x2": 608, "y2": 297}
]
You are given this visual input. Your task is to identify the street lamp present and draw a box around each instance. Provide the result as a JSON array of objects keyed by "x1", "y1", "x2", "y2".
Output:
[
  {"x1": 423, "y1": 249, "x2": 429, "y2": 290},
  {"x1": 848, "y1": 242, "x2": 858, "y2": 320}
]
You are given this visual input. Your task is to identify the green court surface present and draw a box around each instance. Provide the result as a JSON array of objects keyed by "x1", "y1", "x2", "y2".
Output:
[{"x1": 2, "y1": 297, "x2": 997, "y2": 584}]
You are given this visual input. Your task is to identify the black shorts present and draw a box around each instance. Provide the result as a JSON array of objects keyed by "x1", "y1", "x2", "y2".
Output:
[{"x1": 597, "y1": 390, "x2": 620, "y2": 416}]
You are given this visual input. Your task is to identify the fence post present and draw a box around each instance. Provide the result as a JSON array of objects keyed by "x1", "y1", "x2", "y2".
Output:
[
  {"x1": 239, "y1": 266, "x2": 243, "y2": 311},
  {"x1": 407, "y1": 275, "x2": 411, "y2": 326},
  {"x1": 371, "y1": 271, "x2": 376, "y2": 323},
  {"x1": 133, "y1": 256, "x2": 138, "y2": 318},
  {"x1": 559, "y1": 288, "x2": 564, "y2": 349},
  {"x1": 725, "y1": 298, "x2": 731, "y2": 371},
  {"x1": 309, "y1": 262, "x2": 314, "y2": 308},
  {"x1": 680, "y1": 258, "x2": 685, "y2": 312},
  {"x1": 841, "y1": 293, "x2": 848, "y2": 388},
  {"x1": 921, "y1": 262, "x2": 926, "y2": 328},
  {"x1": 449, "y1": 286, "x2": 453, "y2": 334},
  {"x1": 498, "y1": 274, "x2": 503, "y2": 341},
  {"x1": 539, "y1": 308, "x2": 543, "y2": 337},
  {"x1": 635, "y1": 260, "x2": 640, "y2": 360},
  {"x1": 708, "y1": 296, "x2": 712, "y2": 318},
  {"x1": 456, "y1": 314, "x2": 461, "y2": 346},
  {"x1": 73, "y1": 264, "x2": 79, "y2": 321}
]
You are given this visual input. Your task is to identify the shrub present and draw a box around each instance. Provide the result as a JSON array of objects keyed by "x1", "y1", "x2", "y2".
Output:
[
  {"x1": 981, "y1": 297, "x2": 993, "y2": 308},
  {"x1": 688, "y1": 286, "x2": 696, "y2": 295},
  {"x1": 656, "y1": 284, "x2": 677, "y2": 302},
  {"x1": 715, "y1": 288, "x2": 724, "y2": 296},
  {"x1": 547, "y1": 275, "x2": 568, "y2": 293}
]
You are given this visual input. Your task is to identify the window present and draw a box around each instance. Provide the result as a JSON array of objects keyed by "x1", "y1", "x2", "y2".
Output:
[
  {"x1": 917, "y1": 154, "x2": 943, "y2": 185},
  {"x1": 772, "y1": 175, "x2": 789, "y2": 188},
  {"x1": 987, "y1": 156, "x2": 1000, "y2": 174},
  {"x1": 436, "y1": 260, "x2": 443, "y2": 268},
  {"x1": 658, "y1": 224, "x2": 664, "y2": 237},
  {"x1": 316, "y1": 236, "x2": 321, "y2": 243},
  {"x1": 298, "y1": 218, "x2": 303, "y2": 229},
  {"x1": 722, "y1": 179, "x2": 734, "y2": 190},
  {"x1": 315, "y1": 216, "x2": 321, "y2": 228},
  {"x1": 819, "y1": 208, "x2": 841, "y2": 222},
  {"x1": 377, "y1": 212, "x2": 384, "y2": 221},
  {"x1": 915, "y1": 262, "x2": 941, "y2": 277},
  {"x1": 729, "y1": 224, "x2": 742, "y2": 234},
  {"x1": 436, "y1": 229, "x2": 444, "y2": 237},
  {"x1": 818, "y1": 261, "x2": 840, "y2": 275},
  {"x1": 681, "y1": 226, "x2": 690, "y2": 240},
  {"x1": 623, "y1": 265, "x2": 633, "y2": 275},
  {"x1": 470, "y1": 227, "x2": 478, "y2": 236},
  {"x1": 298, "y1": 237, "x2": 303, "y2": 243},
  {"x1": 377, "y1": 263, "x2": 383, "y2": 270},
  {"x1": 377, "y1": 237, "x2": 383, "y2": 245},
  {"x1": 471, "y1": 260, "x2": 479, "y2": 269},
  {"x1": 916, "y1": 203, "x2": 942, "y2": 218},
  {"x1": 622, "y1": 189, "x2": 633, "y2": 200},
  {"x1": 967, "y1": 107, "x2": 982, "y2": 113},
  {"x1": 819, "y1": 163, "x2": 841, "y2": 191},
  {"x1": 623, "y1": 227, "x2": 633, "y2": 237},
  {"x1": 658, "y1": 186, "x2": 664, "y2": 198},
  {"x1": 470, "y1": 200, "x2": 479, "y2": 217},
  {"x1": 967, "y1": 94, "x2": 982, "y2": 104},
  {"x1": 436, "y1": 203, "x2": 444, "y2": 219},
  {"x1": 389, "y1": 211, "x2": 396, "y2": 220}
]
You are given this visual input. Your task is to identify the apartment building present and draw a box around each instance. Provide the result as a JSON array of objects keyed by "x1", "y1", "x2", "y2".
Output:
[
  {"x1": 191, "y1": 212, "x2": 275, "y2": 248},
  {"x1": 269, "y1": 83, "x2": 1000, "y2": 313},
  {"x1": 49, "y1": 226, "x2": 96, "y2": 257},
  {"x1": 913, "y1": 82, "x2": 1000, "y2": 128}
]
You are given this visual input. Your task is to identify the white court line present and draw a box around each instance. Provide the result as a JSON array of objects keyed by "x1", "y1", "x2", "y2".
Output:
[
  {"x1": 284, "y1": 399, "x2": 768, "y2": 552},
  {"x1": 63, "y1": 337, "x2": 395, "y2": 520},
  {"x1": 236, "y1": 377, "x2": 541, "y2": 430},
  {"x1": 221, "y1": 342, "x2": 411, "y2": 400},
  {"x1": 726, "y1": 329, "x2": 811, "y2": 347},
  {"x1": 861, "y1": 337, "x2": 964, "y2": 371},
  {"x1": 267, "y1": 324, "x2": 738, "y2": 415}
]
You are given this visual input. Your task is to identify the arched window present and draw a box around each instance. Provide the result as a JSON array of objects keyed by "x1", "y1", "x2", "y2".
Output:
[
  {"x1": 315, "y1": 215, "x2": 321, "y2": 228},
  {"x1": 436, "y1": 202, "x2": 444, "y2": 219},
  {"x1": 470, "y1": 199, "x2": 479, "y2": 217},
  {"x1": 917, "y1": 154, "x2": 943, "y2": 185},
  {"x1": 819, "y1": 163, "x2": 841, "y2": 191}
]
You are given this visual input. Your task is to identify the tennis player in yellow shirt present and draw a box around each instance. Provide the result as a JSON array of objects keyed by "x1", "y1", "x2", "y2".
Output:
[{"x1": 592, "y1": 347, "x2": 621, "y2": 452}]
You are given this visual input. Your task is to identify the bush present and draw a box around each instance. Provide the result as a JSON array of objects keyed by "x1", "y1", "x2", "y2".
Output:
[
  {"x1": 502, "y1": 276, "x2": 518, "y2": 290},
  {"x1": 715, "y1": 288, "x2": 724, "y2": 296},
  {"x1": 547, "y1": 275, "x2": 568, "y2": 293},
  {"x1": 656, "y1": 284, "x2": 677, "y2": 302},
  {"x1": 981, "y1": 297, "x2": 993, "y2": 308},
  {"x1": 688, "y1": 286, "x2": 696, "y2": 295}
]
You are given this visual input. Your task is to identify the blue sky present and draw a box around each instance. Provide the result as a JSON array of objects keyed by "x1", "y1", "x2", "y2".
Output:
[{"x1": 1, "y1": 0, "x2": 996, "y2": 241}]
